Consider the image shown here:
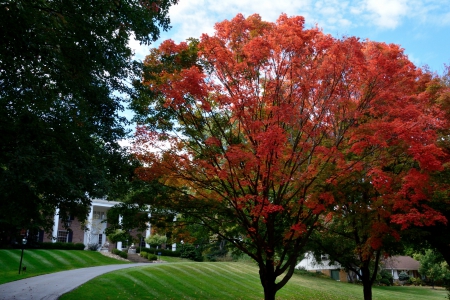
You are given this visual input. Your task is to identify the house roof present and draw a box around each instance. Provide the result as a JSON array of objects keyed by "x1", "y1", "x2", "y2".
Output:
[
  {"x1": 92, "y1": 198, "x2": 122, "y2": 208},
  {"x1": 382, "y1": 256, "x2": 420, "y2": 271}
]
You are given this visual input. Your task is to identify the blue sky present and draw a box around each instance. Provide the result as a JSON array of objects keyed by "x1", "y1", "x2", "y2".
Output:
[{"x1": 131, "y1": 0, "x2": 450, "y2": 73}]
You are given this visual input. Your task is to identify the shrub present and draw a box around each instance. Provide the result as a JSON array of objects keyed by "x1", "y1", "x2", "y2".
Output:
[
  {"x1": 73, "y1": 243, "x2": 86, "y2": 250},
  {"x1": 399, "y1": 271, "x2": 410, "y2": 282},
  {"x1": 180, "y1": 243, "x2": 203, "y2": 261},
  {"x1": 87, "y1": 243, "x2": 100, "y2": 251},
  {"x1": 140, "y1": 251, "x2": 148, "y2": 259},
  {"x1": 112, "y1": 248, "x2": 128, "y2": 259},
  {"x1": 140, "y1": 247, "x2": 181, "y2": 257},
  {"x1": 294, "y1": 268, "x2": 327, "y2": 278},
  {"x1": 206, "y1": 248, "x2": 228, "y2": 262},
  {"x1": 409, "y1": 277, "x2": 423, "y2": 286},
  {"x1": 378, "y1": 270, "x2": 393, "y2": 286},
  {"x1": 148, "y1": 254, "x2": 158, "y2": 261},
  {"x1": 36, "y1": 242, "x2": 85, "y2": 250},
  {"x1": 161, "y1": 249, "x2": 180, "y2": 257}
]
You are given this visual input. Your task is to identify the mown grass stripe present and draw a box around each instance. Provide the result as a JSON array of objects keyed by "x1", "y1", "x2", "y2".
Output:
[
  {"x1": 1, "y1": 249, "x2": 21, "y2": 260},
  {"x1": 158, "y1": 264, "x2": 218, "y2": 297},
  {"x1": 158, "y1": 264, "x2": 261, "y2": 299},
  {"x1": 134, "y1": 268, "x2": 189, "y2": 299},
  {"x1": 49, "y1": 250, "x2": 83, "y2": 264},
  {"x1": 121, "y1": 271, "x2": 161, "y2": 298},
  {"x1": 180, "y1": 263, "x2": 257, "y2": 292},
  {"x1": 42, "y1": 250, "x2": 72, "y2": 266},
  {"x1": 218, "y1": 261, "x2": 259, "y2": 275},
  {"x1": 25, "y1": 251, "x2": 56, "y2": 267},
  {"x1": 1, "y1": 249, "x2": 37, "y2": 269},
  {"x1": 197, "y1": 262, "x2": 258, "y2": 285},
  {"x1": 152, "y1": 265, "x2": 214, "y2": 299},
  {"x1": 57, "y1": 250, "x2": 88, "y2": 265},
  {"x1": 0, "y1": 249, "x2": 129, "y2": 285},
  {"x1": 60, "y1": 261, "x2": 448, "y2": 300}
]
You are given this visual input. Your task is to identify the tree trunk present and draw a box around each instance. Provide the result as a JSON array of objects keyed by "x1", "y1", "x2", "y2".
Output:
[
  {"x1": 259, "y1": 265, "x2": 278, "y2": 300},
  {"x1": 262, "y1": 281, "x2": 277, "y2": 300},
  {"x1": 363, "y1": 282, "x2": 372, "y2": 300},
  {"x1": 361, "y1": 266, "x2": 373, "y2": 300}
]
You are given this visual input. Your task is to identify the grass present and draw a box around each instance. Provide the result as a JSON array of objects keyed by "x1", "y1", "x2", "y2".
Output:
[
  {"x1": 0, "y1": 249, "x2": 129, "y2": 284},
  {"x1": 60, "y1": 261, "x2": 448, "y2": 300},
  {"x1": 158, "y1": 256, "x2": 192, "y2": 263},
  {"x1": 1, "y1": 251, "x2": 446, "y2": 299}
]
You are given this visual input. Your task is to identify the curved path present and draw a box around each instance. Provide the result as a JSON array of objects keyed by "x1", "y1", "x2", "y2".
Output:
[{"x1": 0, "y1": 263, "x2": 151, "y2": 300}]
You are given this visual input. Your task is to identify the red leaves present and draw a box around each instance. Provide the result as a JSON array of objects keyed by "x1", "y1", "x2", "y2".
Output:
[
  {"x1": 290, "y1": 223, "x2": 306, "y2": 234},
  {"x1": 159, "y1": 39, "x2": 190, "y2": 56},
  {"x1": 135, "y1": 13, "x2": 449, "y2": 272},
  {"x1": 263, "y1": 204, "x2": 284, "y2": 215},
  {"x1": 391, "y1": 206, "x2": 447, "y2": 230}
]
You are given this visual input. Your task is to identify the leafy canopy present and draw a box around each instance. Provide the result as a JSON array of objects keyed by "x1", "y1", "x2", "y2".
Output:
[
  {"x1": 0, "y1": 0, "x2": 178, "y2": 245},
  {"x1": 133, "y1": 13, "x2": 446, "y2": 300}
]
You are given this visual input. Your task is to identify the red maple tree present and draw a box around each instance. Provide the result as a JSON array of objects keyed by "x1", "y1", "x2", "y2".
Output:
[{"x1": 132, "y1": 14, "x2": 446, "y2": 299}]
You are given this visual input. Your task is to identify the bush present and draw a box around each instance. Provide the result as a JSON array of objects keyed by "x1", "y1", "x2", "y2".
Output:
[
  {"x1": 409, "y1": 277, "x2": 423, "y2": 286},
  {"x1": 87, "y1": 243, "x2": 100, "y2": 251},
  {"x1": 399, "y1": 271, "x2": 410, "y2": 282},
  {"x1": 180, "y1": 243, "x2": 203, "y2": 261},
  {"x1": 148, "y1": 254, "x2": 158, "y2": 261},
  {"x1": 140, "y1": 251, "x2": 148, "y2": 259},
  {"x1": 294, "y1": 268, "x2": 328, "y2": 278},
  {"x1": 378, "y1": 270, "x2": 394, "y2": 286},
  {"x1": 36, "y1": 242, "x2": 85, "y2": 250},
  {"x1": 206, "y1": 248, "x2": 228, "y2": 262},
  {"x1": 112, "y1": 248, "x2": 128, "y2": 259},
  {"x1": 139, "y1": 247, "x2": 181, "y2": 257}
]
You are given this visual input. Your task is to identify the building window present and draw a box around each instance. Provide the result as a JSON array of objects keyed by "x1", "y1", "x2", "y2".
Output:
[
  {"x1": 57, "y1": 230, "x2": 68, "y2": 243},
  {"x1": 98, "y1": 234, "x2": 103, "y2": 246},
  {"x1": 93, "y1": 211, "x2": 106, "y2": 220}
]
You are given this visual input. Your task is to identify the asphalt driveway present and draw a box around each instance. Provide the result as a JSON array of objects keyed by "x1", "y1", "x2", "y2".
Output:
[{"x1": 0, "y1": 263, "x2": 149, "y2": 300}]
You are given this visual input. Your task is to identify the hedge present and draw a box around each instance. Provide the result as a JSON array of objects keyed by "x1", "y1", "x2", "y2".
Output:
[
  {"x1": 34, "y1": 242, "x2": 85, "y2": 250},
  {"x1": 139, "y1": 247, "x2": 181, "y2": 257},
  {"x1": 112, "y1": 248, "x2": 128, "y2": 259}
]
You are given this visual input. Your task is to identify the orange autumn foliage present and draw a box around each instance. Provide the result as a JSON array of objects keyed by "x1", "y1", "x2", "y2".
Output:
[{"x1": 133, "y1": 13, "x2": 447, "y2": 300}]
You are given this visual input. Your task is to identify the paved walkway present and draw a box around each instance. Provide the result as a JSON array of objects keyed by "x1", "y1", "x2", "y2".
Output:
[{"x1": 0, "y1": 263, "x2": 152, "y2": 300}]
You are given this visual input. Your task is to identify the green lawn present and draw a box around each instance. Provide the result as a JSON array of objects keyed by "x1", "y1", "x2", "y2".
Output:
[
  {"x1": 0, "y1": 249, "x2": 129, "y2": 284},
  {"x1": 1, "y1": 251, "x2": 446, "y2": 299},
  {"x1": 60, "y1": 262, "x2": 448, "y2": 300}
]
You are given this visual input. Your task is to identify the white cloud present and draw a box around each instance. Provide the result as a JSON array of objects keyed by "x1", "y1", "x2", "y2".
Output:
[
  {"x1": 127, "y1": 0, "x2": 450, "y2": 72},
  {"x1": 128, "y1": 35, "x2": 151, "y2": 61},
  {"x1": 363, "y1": 0, "x2": 409, "y2": 29}
]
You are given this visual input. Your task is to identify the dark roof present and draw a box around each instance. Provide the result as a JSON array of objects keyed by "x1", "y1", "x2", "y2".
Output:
[{"x1": 382, "y1": 256, "x2": 420, "y2": 271}]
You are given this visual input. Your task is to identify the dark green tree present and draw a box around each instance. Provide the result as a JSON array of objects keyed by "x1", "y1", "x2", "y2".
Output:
[
  {"x1": 416, "y1": 249, "x2": 450, "y2": 288},
  {"x1": 0, "y1": 0, "x2": 177, "y2": 246}
]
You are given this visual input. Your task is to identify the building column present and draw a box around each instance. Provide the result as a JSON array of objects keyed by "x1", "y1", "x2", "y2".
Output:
[
  {"x1": 52, "y1": 208, "x2": 60, "y2": 242},
  {"x1": 84, "y1": 206, "x2": 94, "y2": 247},
  {"x1": 172, "y1": 215, "x2": 177, "y2": 251},
  {"x1": 145, "y1": 212, "x2": 151, "y2": 248},
  {"x1": 117, "y1": 215, "x2": 123, "y2": 250}
]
